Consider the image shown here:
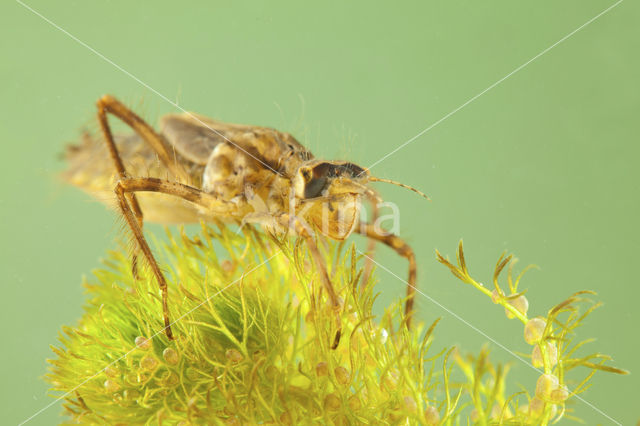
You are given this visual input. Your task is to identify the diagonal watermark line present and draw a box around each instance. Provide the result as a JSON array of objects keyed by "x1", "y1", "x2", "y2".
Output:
[
  {"x1": 19, "y1": 251, "x2": 281, "y2": 425},
  {"x1": 15, "y1": 0, "x2": 624, "y2": 423},
  {"x1": 16, "y1": 0, "x2": 285, "y2": 178},
  {"x1": 357, "y1": 250, "x2": 622, "y2": 425},
  {"x1": 364, "y1": 0, "x2": 624, "y2": 173}
]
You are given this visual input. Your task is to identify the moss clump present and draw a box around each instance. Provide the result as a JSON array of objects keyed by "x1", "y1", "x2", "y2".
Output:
[{"x1": 46, "y1": 226, "x2": 627, "y2": 424}]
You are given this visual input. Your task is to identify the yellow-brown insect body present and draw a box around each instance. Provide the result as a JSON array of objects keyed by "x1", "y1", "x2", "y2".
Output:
[
  {"x1": 64, "y1": 113, "x2": 309, "y2": 223},
  {"x1": 64, "y1": 113, "x2": 371, "y2": 241},
  {"x1": 63, "y1": 95, "x2": 421, "y2": 345}
]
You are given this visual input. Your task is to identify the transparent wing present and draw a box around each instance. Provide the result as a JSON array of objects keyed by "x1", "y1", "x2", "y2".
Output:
[
  {"x1": 160, "y1": 113, "x2": 255, "y2": 165},
  {"x1": 159, "y1": 112, "x2": 314, "y2": 177},
  {"x1": 62, "y1": 132, "x2": 208, "y2": 224}
]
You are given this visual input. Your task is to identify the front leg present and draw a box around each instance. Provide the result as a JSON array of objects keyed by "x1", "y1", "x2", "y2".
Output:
[
  {"x1": 276, "y1": 213, "x2": 343, "y2": 349},
  {"x1": 358, "y1": 223, "x2": 417, "y2": 328},
  {"x1": 361, "y1": 193, "x2": 380, "y2": 290}
]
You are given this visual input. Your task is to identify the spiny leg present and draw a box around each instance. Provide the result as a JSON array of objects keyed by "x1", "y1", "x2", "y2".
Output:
[
  {"x1": 358, "y1": 223, "x2": 417, "y2": 328},
  {"x1": 279, "y1": 214, "x2": 343, "y2": 349},
  {"x1": 361, "y1": 194, "x2": 380, "y2": 290},
  {"x1": 114, "y1": 181, "x2": 173, "y2": 339},
  {"x1": 114, "y1": 177, "x2": 235, "y2": 340},
  {"x1": 97, "y1": 95, "x2": 190, "y2": 182},
  {"x1": 306, "y1": 234, "x2": 343, "y2": 349},
  {"x1": 96, "y1": 95, "x2": 192, "y2": 277}
]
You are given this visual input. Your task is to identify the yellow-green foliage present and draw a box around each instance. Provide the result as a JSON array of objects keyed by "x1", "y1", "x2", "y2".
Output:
[
  {"x1": 46, "y1": 227, "x2": 627, "y2": 425},
  {"x1": 47, "y1": 225, "x2": 448, "y2": 424},
  {"x1": 437, "y1": 242, "x2": 628, "y2": 425}
]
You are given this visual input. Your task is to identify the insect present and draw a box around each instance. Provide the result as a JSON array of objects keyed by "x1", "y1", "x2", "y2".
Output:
[{"x1": 63, "y1": 95, "x2": 429, "y2": 348}]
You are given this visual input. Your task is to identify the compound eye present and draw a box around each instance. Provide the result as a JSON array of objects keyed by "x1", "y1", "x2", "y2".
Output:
[
  {"x1": 304, "y1": 176, "x2": 327, "y2": 199},
  {"x1": 343, "y1": 162, "x2": 366, "y2": 178}
]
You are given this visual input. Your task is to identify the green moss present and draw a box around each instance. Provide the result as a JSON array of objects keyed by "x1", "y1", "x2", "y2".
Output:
[{"x1": 46, "y1": 227, "x2": 627, "y2": 425}]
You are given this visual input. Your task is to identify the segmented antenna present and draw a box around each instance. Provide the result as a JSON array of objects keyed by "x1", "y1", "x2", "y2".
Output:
[
  {"x1": 369, "y1": 177, "x2": 431, "y2": 201},
  {"x1": 347, "y1": 180, "x2": 383, "y2": 203}
]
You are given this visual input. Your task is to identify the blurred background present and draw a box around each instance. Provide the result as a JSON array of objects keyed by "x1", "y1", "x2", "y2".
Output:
[{"x1": 1, "y1": 1, "x2": 638, "y2": 424}]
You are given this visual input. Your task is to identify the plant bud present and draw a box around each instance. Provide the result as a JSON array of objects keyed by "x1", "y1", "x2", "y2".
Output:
[
  {"x1": 550, "y1": 385, "x2": 570, "y2": 403},
  {"x1": 535, "y1": 374, "x2": 559, "y2": 399},
  {"x1": 424, "y1": 406, "x2": 440, "y2": 425},
  {"x1": 163, "y1": 347, "x2": 179, "y2": 365},
  {"x1": 140, "y1": 355, "x2": 158, "y2": 371},
  {"x1": 403, "y1": 396, "x2": 417, "y2": 413},
  {"x1": 528, "y1": 397, "x2": 544, "y2": 417},
  {"x1": 334, "y1": 366, "x2": 351, "y2": 385},
  {"x1": 104, "y1": 379, "x2": 120, "y2": 393},
  {"x1": 225, "y1": 349, "x2": 243, "y2": 364},
  {"x1": 505, "y1": 295, "x2": 529, "y2": 318},
  {"x1": 348, "y1": 395, "x2": 361, "y2": 410},
  {"x1": 381, "y1": 369, "x2": 400, "y2": 390},
  {"x1": 221, "y1": 259, "x2": 233, "y2": 272},
  {"x1": 104, "y1": 366, "x2": 119, "y2": 378},
  {"x1": 524, "y1": 318, "x2": 546, "y2": 345},
  {"x1": 134, "y1": 336, "x2": 151, "y2": 350},
  {"x1": 324, "y1": 393, "x2": 341, "y2": 411},
  {"x1": 163, "y1": 371, "x2": 179, "y2": 386},
  {"x1": 531, "y1": 341, "x2": 557, "y2": 368},
  {"x1": 316, "y1": 362, "x2": 328, "y2": 377}
]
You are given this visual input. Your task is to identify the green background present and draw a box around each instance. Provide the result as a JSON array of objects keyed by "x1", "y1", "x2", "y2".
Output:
[{"x1": 2, "y1": 1, "x2": 638, "y2": 424}]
